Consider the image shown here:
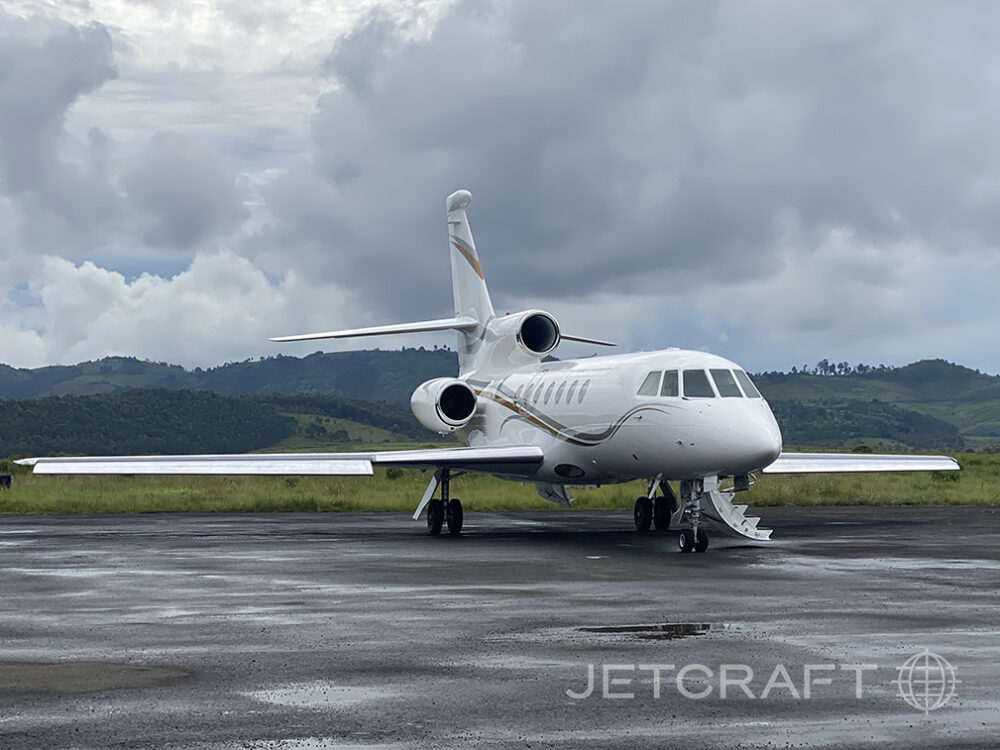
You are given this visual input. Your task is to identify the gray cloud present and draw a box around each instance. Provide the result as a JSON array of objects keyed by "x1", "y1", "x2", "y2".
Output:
[
  {"x1": 0, "y1": 11, "x2": 116, "y2": 191},
  {"x1": 0, "y1": 10, "x2": 119, "y2": 252},
  {"x1": 255, "y1": 0, "x2": 1000, "y2": 333},
  {"x1": 124, "y1": 130, "x2": 248, "y2": 249}
]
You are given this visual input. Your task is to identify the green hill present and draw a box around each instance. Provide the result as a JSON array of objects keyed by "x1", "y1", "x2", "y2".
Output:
[
  {"x1": 0, "y1": 348, "x2": 458, "y2": 403},
  {"x1": 3, "y1": 353, "x2": 999, "y2": 454},
  {"x1": 754, "y1": 359, "x2": 1000, "y2": 450},
  {"x1": 0, "y1": 389, "x2": 440, "y2": 457}
]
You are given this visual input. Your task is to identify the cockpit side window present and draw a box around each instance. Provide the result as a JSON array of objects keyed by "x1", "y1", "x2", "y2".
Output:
[
  {"x1": 637, "y1": 371, "x2": 661, "y2": 396},
  {"x1": 734, "y1": 369, "x2": 763, "y2": 398},
  {"x1": 660, "y1": 370, "x2": 679, "y2": 397},
  {"x1": 710, "y1": 369, "x2": 743, "y2": 397},
  {"x1": 683, "y1": 369, "x2": 716, "y2": 398}
]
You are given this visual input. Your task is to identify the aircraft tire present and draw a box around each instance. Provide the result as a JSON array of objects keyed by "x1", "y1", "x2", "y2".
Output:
[
  {"x1": 427, "y1": 499, "x2": 444, "y2": 535},
  {"x1": 653, "y1": 494, "x2": 675, "y2": 531},
  {"x1": 694, "y1": 527, "x2": 709, "y2": 553},
  {"x1": 634, "y1": 497, "x2": 653, "y2": 531},
  {"x1": 446, "y1": 498, "x2": 464, "y2": 535},
  {"x1": 678, "y1": 529, "x2": 695, "y2": 552}
]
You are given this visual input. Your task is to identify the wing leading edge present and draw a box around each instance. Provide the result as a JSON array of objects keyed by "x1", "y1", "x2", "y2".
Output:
[
  {"x1": 16, "y1": 445, "x2": 545, "y2": 476},
  {"x1": 763, "y1": 452, "x2": 960, "y2": 474}
]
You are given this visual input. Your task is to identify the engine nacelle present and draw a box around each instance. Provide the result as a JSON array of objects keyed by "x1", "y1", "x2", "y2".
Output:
[
  {"x1": 488, "y1": 309, "x2": 561, "y2": 359},
  {"x1": 410, "y1": 377, "x2": 478, "y2": 434}
]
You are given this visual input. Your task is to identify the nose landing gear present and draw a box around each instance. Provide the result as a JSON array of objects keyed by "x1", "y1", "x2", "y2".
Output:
[
  {"x1": 678, "y1": 478, "x2": 709, "y2": 553},
  {"x1": 678, "y1": 527, "x2": 709, "y2": 553}
]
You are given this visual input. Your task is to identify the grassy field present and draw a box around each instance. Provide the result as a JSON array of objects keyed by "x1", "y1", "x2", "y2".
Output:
[{"x1": 0, "y1": 453, "x2": 996, "y2": 514}]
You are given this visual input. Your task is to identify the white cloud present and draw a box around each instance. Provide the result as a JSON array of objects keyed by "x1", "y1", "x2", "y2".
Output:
[{"x1": 2, "y1": 252, "x2": 360, "y2": 368}]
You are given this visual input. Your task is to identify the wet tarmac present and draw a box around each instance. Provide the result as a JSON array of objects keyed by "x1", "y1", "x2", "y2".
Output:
[{"x1": 0, "y1": 507, "x2": 998, "y2": 749}]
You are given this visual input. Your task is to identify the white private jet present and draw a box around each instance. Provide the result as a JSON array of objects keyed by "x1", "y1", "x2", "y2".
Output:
[{"x1": 18, "y1": 190, "x2": 959, "y2": 552}]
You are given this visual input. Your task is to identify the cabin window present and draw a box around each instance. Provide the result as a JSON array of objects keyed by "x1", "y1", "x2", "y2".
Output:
[
  {"x1": 567, "y1": 380, "x2": 579, "y2": 402},
  {"x1": 660, "y1": 370, "x2": 679, "y2": 397},
  {"x1": 533, "y1": 382, "x2": 544, "y2": 403},
  {"x1": 515, "y1": 384, "x2": 523, "y2": 400},
  {"x1": 637, "y1": 371, "x2": 661, "y2": 396},
  {"x1": 683, "y1": 369, "x2": 716, "y2": 398},
  {"x1": 555, "y1": 381, "x2": 566, "y2": 403},
  {"x1": 710, "y1": 369, "x2": 743, "y2": 397},
  {"x1": 544, "y1": 382, "x2": 555, "y2": 404},
  {"x1": 578, "y1": 379, "x2": 591, "y2": 402},
  {"x1": 734, "y1": 369, "x2": 763, "y2": 398}
]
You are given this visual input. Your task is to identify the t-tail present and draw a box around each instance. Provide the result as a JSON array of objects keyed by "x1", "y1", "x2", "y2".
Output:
[
  {"x1": 270, "y1": 189, "x2": 614, "y2": 378},
  {"x1": 446, "y1": 189, "x2": 495, "y2": 373}
]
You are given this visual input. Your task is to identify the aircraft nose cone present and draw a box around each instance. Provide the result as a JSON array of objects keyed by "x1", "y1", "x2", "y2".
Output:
[
  {"x1": 729, "y1": 405, "x2": 782, "y2": 471},
  {"x1": 757, "y1": 413, "x2": 783, "y2": 468}
]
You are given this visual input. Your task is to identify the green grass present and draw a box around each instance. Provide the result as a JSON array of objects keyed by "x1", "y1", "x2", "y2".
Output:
[{"x1": 0, "y1": 452, "x2": 996, "y2": 514}]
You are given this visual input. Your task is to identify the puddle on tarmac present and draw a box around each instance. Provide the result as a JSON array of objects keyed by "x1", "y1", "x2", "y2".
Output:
[
  {"x1": 245, "y1": 682, "x2": 401, "y2": 708},
  {"x1": 578, "y1": 622, "x2": 722, "y2": 640},
  {"x1": 0, "y1": 661, "x2": 189, "y2": 694}
]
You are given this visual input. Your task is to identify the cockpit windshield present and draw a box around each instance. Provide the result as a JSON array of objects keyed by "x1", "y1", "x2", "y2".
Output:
[
  {"x1": 683, "y1": 369, "x2": 716, "y2": 398},
  {"x1": 734, "y1": 369, "x2": 763, "y2": 398},
  {"x1": 636, "y1": 367, "x2": 759, "y2": 399},
  {"x1": 710, "y1": 369, "x2": 743, "y2": 397}
]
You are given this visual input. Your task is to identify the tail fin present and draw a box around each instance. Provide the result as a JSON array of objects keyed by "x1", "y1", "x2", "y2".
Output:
[
  {"x1": 271, "y1": 189, "x2": 500, "y2": 376},
  {"x1": 447, "y1": 190, "x2": 495, "y2": 373}
]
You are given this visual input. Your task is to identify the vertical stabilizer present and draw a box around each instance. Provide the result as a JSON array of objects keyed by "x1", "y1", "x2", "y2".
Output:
[{"x1": 447, "y1": 190, "x2": 495, "y2": 373}]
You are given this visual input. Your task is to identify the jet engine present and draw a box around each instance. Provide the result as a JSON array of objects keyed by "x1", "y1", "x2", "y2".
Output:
[
  {"x1": 410, "y1": 377, "x2": 478, "y2": 433},
  {"x1": 490, "y1": 309, "x2": 561, "y2": 358}
]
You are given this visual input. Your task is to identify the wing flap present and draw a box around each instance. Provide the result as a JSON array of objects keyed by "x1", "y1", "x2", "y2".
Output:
[
  {"x1": 371, "y1": 445, "x2": 544, "y2": 468},
  {"x1": 763, "y1": 452, "x2": 960, "y2": 474}
]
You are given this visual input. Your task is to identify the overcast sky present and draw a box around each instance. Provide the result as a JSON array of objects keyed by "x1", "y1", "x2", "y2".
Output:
[{"x1": 2, "y1": 1, "x2": 1000, "y2": 374}]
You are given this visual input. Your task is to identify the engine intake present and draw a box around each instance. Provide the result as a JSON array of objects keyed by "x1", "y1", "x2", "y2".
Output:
[
  {"x1": 410, "y1": 377, "x2": 478, "y2": 433},
  {"x1": 517, "y1": 312, "x2": 560, "y2": 356}
]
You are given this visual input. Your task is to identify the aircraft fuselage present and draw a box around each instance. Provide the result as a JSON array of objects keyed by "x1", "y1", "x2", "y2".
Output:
[{"x1": 467, "y1": 348, "x2": 783, "y2": 484}]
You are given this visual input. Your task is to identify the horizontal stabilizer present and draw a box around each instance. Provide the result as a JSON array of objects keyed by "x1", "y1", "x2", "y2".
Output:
[
  {"x1": 560, "y1": 333, "x2": 617, "y2": 347},
  {"x1": 763, "y1": 452, "x2": 961, "y2": 474},
  {"x1": 16, "y1": 445, "x2": 544, "y2": 476},
  {"x1": 270, "y1": 316, "x2": 479, "y2": 343}
]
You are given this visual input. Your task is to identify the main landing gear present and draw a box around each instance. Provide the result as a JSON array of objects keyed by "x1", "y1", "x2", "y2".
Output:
[
  {"x1": 633, "y1": 478, "x2": 678, "y2": 532},
  {"x1": 424, "y1": 469, "x2": 463, "y2": 536}
]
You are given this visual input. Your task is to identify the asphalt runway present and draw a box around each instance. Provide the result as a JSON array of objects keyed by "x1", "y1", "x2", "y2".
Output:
[{"x1": 1, "y1": 507, "x2": 998, "y2": 749}]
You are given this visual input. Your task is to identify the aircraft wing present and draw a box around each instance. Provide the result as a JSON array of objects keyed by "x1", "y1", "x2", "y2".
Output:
[
  {"x1": 16, "y1": 445, "x2": 545, "y2": 476},
  {"x1": 762, "y1": 452, "x2": 961, "y2": 474}
]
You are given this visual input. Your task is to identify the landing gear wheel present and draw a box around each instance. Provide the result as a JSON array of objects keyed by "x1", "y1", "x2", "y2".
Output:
[
  {"x1": 678, "y1": 528, "x2": 695, "y2": 553},
  {"x1": 446, "y1": 498, "x2": 464, "y2": 535},
  {"x1": 427, "y1": 498, "x2": 444, "y2": 535},
  {"x1": 653, "y1": 494, "x2": 675, "y2": 531},
  {"x1": 634, "y1": 497, "x2": 652, "y2": 531},
  {"x1": 693, "y1": 527, "x2": 709, "y2": 553}
]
